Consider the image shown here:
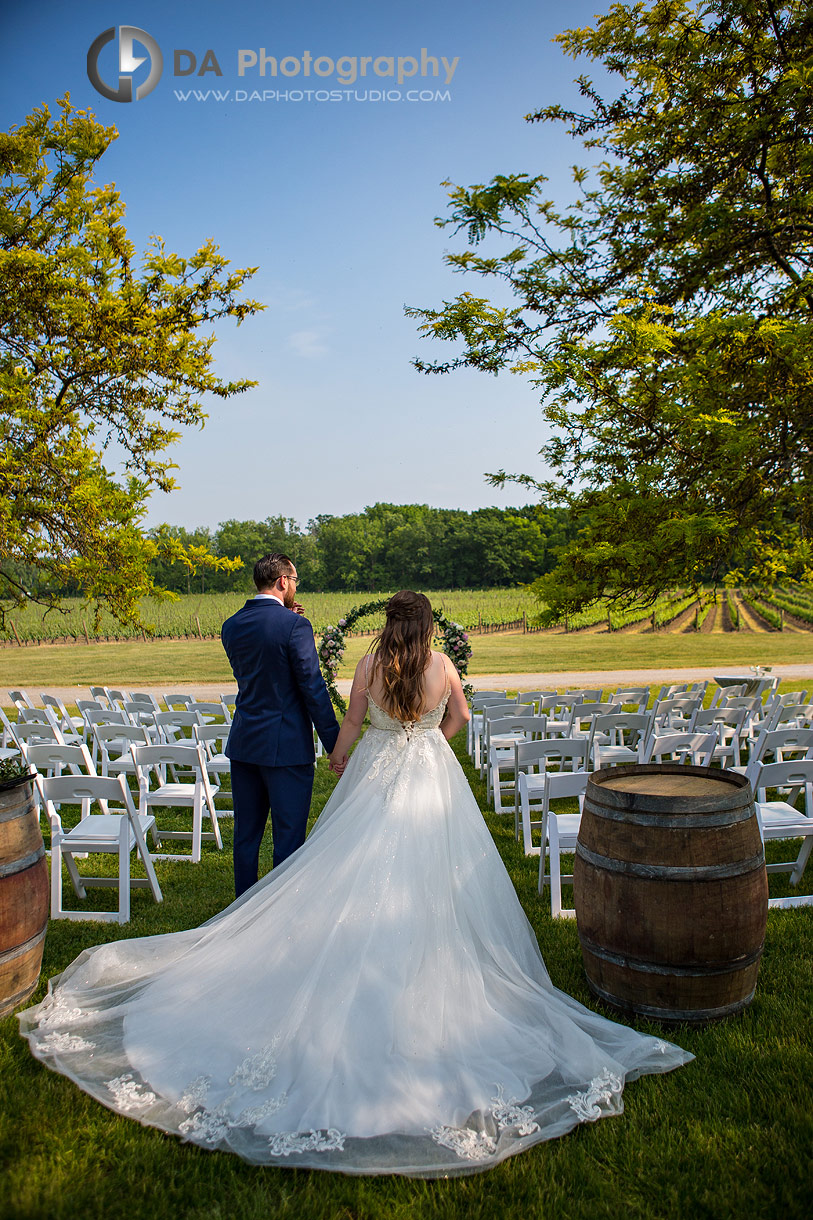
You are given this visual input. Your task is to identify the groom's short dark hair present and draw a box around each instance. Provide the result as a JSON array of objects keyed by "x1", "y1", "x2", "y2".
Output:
[{"x1": 254, "y1": 553, "x2": 295, "y2": 591}]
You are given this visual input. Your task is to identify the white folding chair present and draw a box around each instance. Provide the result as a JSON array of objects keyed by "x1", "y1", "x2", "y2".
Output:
[
  {"x1": 131, "y1": 741, "x2": 222, "y2": 864},
  {"x1": 766, "y1": 698, "x2": 811, "y2": 733},
  {"x1": 24, "y1": 741, "x2": 96, "y2": 781},
  {"x1": 104, "y1": 688, "x2": 132, "y2": 712},
  {"x1": 24, "y1": 742, "x2": 99, "y2": 830},
  {"x1": 36, "y1": 772, "x2": 162, "y2": 923},
  {"x1": 92, "y1": 723, "x2": 151, "y2": 777},
  {"x1": 650, "y1": 696, "x2": 702, "y2": 734},
  {"x1": 162, "y1": 692, "x2": 195, "y2": 711},
  {"x1": 128, "y1": 692, "x2": 161, "y2": 710},
  {"x1": 742, "y1": 727, "x2": 813, "y2": 776},
  {"x1": 469, "y1": 697, "x2": 515, "y2": 767},
  {"x1": 483, "y1": 712, "x2": 544, "y2": 806},
  {"x1": 568, "y1": 702, "x2": 622, "y2": 744},
  {"x1": 610, "y1": 687, "x2": 651, "y2": 714},
  {"x1": 643, "y1": 731, "x2": 717, "y2": 767},
  {"x1": 656, "y1": 683, "x2": 688, "y2": 700},
  {"x1": 515, "y1": 737, "x2": 589, "y2": 850},
  {"x1": 0, "y1": 707, "x2": 21, "y2": 761},
  {"x1": 566, "y1": 688, "x2": 603, "y2": 702},
  {"x1": 153, "y1": 710, "x2": 202, "y2": 744},
  {"x1": 750, "y1": 758, "x2": 813, "y2": 906},
  {"x1": 710, "y1": 683, "x2": 747, "y2": 708},
  {"x1": 81, "y1": 708, "x2": 128, "y2": 766},
  {"x1": 8, "y1": 689, "x2": 37, "y2": 713},
  {"x1": 10, "y1": 719, "x2": 65, "y2": 751},
  {"x1": 40, "y1": 694, "x2": 85, "y2": 742},
  {"x1": 537, "y1": 770, "x2": 590, "y2": 918},
  {"x1": 17, "y1": 706, "x2": 57, "y2": 728},
  {"x1": 122, "y1": 702, "x2": 161, "y2": 740},
  {"x1": 513, "y1": 691, "x2": 556, "y2": 711},
  {"x1": 193, "y1": 724, "x2": 233, "y2": 816},
  {"x1": 587, "y1": 712, "x2": 652, "y2": 770},
  {"x1": 486, "y1": 714, "x2": 548, "y2": 811},
  {"x1": 186, "y1": 700, "x2": 232, "y2": 726},
  {"x1": 477, "y1": 703, "x2": 534, "y2": 776},
  {"x1": 694, "y1": 707, "x2": 748, "y2": 769}
]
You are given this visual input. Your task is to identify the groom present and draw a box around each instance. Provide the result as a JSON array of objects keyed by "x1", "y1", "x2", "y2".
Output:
[{"x1": 221, "y1": 553, "x2": 340, "y2": 897}]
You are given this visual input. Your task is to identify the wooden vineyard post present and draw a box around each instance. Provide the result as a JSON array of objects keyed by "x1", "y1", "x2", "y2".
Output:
[
  {"x1": 9, "y1": 621, "x2": 22, "y2": 647},
  {"x1": 195, "y1": 614, "x2": 203, "y2": 639}
]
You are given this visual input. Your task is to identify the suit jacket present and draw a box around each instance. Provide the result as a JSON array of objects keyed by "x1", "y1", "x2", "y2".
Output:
[{"x1": 221, "y1": 598, "x2": 340, "y2": 767}]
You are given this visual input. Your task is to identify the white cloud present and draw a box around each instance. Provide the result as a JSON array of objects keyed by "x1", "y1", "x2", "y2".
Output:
[{"x1": 288, "y1": 328, "x2": 330, "y2": 358}]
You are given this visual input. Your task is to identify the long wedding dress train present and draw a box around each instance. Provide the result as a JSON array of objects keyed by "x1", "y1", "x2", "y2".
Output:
[{"x1": 19, "y1": 690, "x2": 692, "y2": 1176}]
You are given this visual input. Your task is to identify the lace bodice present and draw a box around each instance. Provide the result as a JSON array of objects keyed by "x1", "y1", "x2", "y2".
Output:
[{"x1": 366, "y1": 688, "x2": 450, "y2": 738}]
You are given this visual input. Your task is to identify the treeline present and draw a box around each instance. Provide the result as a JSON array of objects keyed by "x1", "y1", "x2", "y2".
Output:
[{"x1": 147, "y1": 503, "x2": 577, "y2": 593}]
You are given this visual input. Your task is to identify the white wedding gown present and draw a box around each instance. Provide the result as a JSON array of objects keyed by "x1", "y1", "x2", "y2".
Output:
[{"x1": 19, "y1": 688, "x2": 692, "y2": 1177}]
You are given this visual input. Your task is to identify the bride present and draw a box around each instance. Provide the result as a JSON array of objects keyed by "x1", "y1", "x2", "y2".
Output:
[{"x1": 19, "y1": 591, "x2": 692, "y2": 1177}]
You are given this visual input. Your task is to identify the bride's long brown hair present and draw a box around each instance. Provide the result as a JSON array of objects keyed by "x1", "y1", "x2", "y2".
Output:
[{"x1": 369, "y1": 591, "x2": 435, "y2": 722}]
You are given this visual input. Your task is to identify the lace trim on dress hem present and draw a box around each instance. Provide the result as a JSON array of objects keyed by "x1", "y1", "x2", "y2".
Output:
[
  {"x1": 163, "y1": 1043, "x2": 343, "y2": 1157},
  {"x1": 566, "y1": 1069, "x2": 624, "y2": 1122},
  {"x1": 428, "y1": 1084, "x2": 541, "y2": 1161}
]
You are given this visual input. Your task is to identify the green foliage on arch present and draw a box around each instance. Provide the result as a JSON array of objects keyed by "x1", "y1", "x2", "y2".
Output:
[{"x1": 318, "y1": 599, "x2": 473, "y2": 712}]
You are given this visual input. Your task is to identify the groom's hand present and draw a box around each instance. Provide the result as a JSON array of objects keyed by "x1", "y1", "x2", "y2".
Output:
[
  {"x1": 292, "y1": 600, "x2": 306, "y2": 616},
  {"x1": 328, "y1": 752, "x2": 348, "y2": 776}
]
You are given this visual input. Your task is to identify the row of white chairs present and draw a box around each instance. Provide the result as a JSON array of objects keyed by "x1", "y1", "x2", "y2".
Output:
[
  {"x1": 467, "y1": 684, "x2": 812, "y2": 918},
  {"x1": 514, "y1": 732, "x2": 813, "y2": 919},
  {"x1": 3, "y1": 706, "x2": 233, "y2": 807},
  {"x1": 4, "y1": 690, "x2": 240, "y2": 925},
  {"x1": 474, "y1": 687, "x2": 813, "y2": 818},
  {"x1": 20, "y1": 734, "x2": 227, "y2": 924}
]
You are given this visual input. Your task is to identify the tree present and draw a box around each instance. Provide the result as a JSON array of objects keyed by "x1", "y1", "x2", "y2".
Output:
[
  {"x1": 214, "y1": 517, "x2": 313, "y2": 591},
  {"x1": 0, "y1": 96, "x2": 261, "y2": 628},
  {"x1": 409, "y1": 0, "x2": 813, "y2": 619}
]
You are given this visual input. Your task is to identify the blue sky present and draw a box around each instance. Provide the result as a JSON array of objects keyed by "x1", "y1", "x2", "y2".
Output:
[{"x1": 1, "y1": 0, "x2": 608, "y2": 530}]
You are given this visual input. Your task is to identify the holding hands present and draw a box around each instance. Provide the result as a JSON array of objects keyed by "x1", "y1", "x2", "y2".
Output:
[{"x1": 328, "y1": 751, "x2": 348, "y2": 777}]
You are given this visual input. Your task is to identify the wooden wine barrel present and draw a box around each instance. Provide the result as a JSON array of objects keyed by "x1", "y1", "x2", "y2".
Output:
[
  {"x1": 0, "y1": 775, "x2": 48, "y2": 1018},
  {"x1": 573, "y1": 764, "x2": 768, "y2": 1025}
]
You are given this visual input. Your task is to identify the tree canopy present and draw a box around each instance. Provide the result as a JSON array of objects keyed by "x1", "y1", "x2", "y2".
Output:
[
  {"x1": 409, "y1": 0, "x2": 813, "y2": 620},
  {"x1": 0, "y1": 96, "x2": 261, "y2": 626},
  {"x1": 144, "y1": 503, "x2": 572, "y2": 595}
]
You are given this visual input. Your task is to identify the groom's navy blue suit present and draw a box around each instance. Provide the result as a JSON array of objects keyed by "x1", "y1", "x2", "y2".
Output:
[{"x1": 221, "y1": 596, "x2": 340, "y2": 897}]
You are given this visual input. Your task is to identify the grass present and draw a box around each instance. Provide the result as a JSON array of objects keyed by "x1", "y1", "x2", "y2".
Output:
[
  {"x1": 1, "y1": 736, "x2": 811, "y2": 1220},
  {"x1": 2, "y1": 628, "x2": 813, "y2": 696}
]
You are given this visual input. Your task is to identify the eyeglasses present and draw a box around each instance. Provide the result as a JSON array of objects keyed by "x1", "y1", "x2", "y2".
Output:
[{"x1": 284, "y1": 573, "x2": 300, "y2": 587}]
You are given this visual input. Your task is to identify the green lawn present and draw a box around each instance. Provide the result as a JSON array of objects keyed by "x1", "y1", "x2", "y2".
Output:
[
  {"x1": 1, "y1": 628, "x2": 812, "y2": 695},
  {"x1": 1, "y1": 736, "x2": 811, "y2": 1220}
]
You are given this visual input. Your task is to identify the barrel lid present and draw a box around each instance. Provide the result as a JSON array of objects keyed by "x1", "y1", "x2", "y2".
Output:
[
  {"x1": 601, "y1": 772, "x2": 729, "y2": 797},
  {"x1": 588, "y1": 763, "x2": 751, "y2": 812}
]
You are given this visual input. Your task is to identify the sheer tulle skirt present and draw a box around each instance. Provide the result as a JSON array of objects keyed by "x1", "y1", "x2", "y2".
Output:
[{"x1": 19, "y1": 725, "x2": 692, "y2": 1176}]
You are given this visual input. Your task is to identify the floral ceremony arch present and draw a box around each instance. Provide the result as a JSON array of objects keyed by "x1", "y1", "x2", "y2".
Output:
[{"x1": 318, "y1": 599, "x2": 473, "y2": 713}]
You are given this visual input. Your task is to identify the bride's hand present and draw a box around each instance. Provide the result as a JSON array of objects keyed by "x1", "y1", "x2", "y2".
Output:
[{"x1": 328, "y1": 752, "x2": 348, "y2": 776}]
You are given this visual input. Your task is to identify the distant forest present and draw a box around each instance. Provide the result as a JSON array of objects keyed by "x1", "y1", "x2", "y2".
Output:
[{"x1": 147, "y1": 503, "x2": 577, "y2": 593}]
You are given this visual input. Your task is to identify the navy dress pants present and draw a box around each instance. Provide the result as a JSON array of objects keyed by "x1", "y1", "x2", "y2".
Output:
[{"x1": 230, "y1": 760, "x2": 315, "y2": 898}]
